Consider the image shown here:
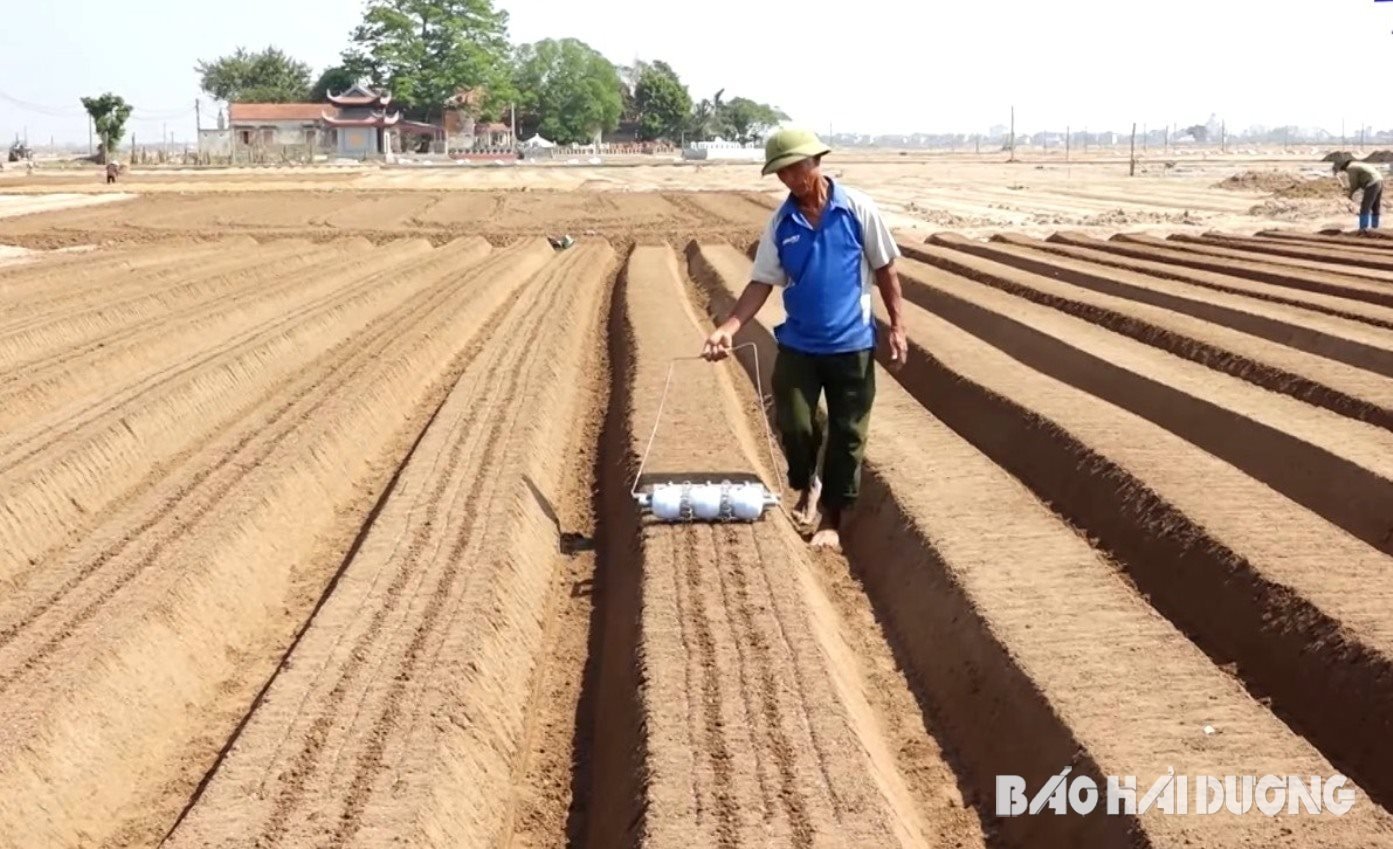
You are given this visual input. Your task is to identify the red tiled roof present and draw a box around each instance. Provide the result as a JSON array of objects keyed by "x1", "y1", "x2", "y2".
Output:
[{"x1": 229, "y1": 103, "x2": 327, "y2": 123}]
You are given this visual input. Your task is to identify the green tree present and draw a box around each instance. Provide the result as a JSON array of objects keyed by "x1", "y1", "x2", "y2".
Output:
[
  {"x1": 195, "y1": 46, "x2": 312, "y2": 102},
  {"x1": 1183, "y1": 124, "x2": 1209, "y2": 143},
  {"x1": 80, "y1": 93, "x2": 133, "y2": 162},
  {"x1": 513, "y1": 38, "x2": 622, "y2": 145},
  {"x1": 719, "y1": 97, "x2": 788, "y2": 143},
  {"x1": 634, "y1": 61, "x2": 691, "y2": 142},
  {"x1": 343, "y1": 0, "x2": 515, "y2": 122},
  {"x1": 310, "y1": 66, "x2": 360, "y2": 102},
  {"x1": 688, "y1": 89, "x2": 724, "y2": 142}
]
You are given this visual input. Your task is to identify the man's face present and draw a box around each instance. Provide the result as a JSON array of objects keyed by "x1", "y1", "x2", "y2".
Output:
[{"x1": 777, "y1": 156, "x2": 822, "y2": 200}]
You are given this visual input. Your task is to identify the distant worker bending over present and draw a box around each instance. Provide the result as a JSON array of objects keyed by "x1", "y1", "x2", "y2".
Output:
[
  {"x1": 105, "y1": 161, "x2": 119, "y2": 185},
  {"x1": 701, "y1": 128, "x2": 907, "y2": 550},
  {"x1": 1335, "y1": 157, "x2": 1382, "y2": 233}
]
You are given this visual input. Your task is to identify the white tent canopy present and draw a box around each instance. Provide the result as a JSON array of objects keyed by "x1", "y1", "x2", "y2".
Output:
[{"x1": 521, "y1": 133, "x2": 555, "y2": 148}]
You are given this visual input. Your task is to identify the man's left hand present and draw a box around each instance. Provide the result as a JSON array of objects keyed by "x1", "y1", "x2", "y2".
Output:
[{"x1": 886, "y1": 325, "x2": 908, "y2": 371}]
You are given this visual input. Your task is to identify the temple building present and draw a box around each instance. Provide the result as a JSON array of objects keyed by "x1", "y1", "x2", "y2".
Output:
[
  {"x1": 318, "y1": 85, "x2": 401, "y2": 156},
  {"x1": 224, "y1": 84, "x2": 444, "y2": 157}
]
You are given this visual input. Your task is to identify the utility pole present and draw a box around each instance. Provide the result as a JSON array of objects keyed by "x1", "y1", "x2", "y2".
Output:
[
  {"x1": 88, "y1": 115, "x2": 93, "y2": 157},
  {"x1": 1143, "y1": 123, "x2": 1148, "y2": 151},
  {"x1": 195, "y1": 99, "x2": 201, "y2": 132},
  {"x1": 1130, "y1": 122, "x2": 1137, "y2": 176},
  {"x1": 510, "y1": 102, "x2": 517, "y2": 151},
  {"x1": 1009, "y1": 105, "x2": 1016, "y2": 162},
  {"x1": 1221, "y1": 120, "x2": 1227, "y2": 153}
]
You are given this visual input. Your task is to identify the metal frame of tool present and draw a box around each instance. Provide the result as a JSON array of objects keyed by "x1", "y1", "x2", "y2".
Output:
[{"x1": 631, "y1": 342, "x2": 783, "y2": 522}]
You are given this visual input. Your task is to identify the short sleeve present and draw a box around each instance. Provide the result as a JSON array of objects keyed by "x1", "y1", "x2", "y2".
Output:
[
  {"x1": 751, "y1": 214, "x2": 788, "y2": 286},
  {"x1": 847, "y1": 189, "x2": 900, "y2": 270}
]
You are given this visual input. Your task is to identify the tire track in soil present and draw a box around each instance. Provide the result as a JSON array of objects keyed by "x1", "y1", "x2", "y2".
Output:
[
  {"x1": 161, "y1": 242, "x2": 611, "y2": 849},
  {"x1": 0, "y1": 239, "x2": 555, "y2": 848},
  {"x1": 687, "y1": 239, "x2": 1393, "y2": 848},
  {"x1": 985, "y1": 233, "x2": 1393, "y2": 332}
]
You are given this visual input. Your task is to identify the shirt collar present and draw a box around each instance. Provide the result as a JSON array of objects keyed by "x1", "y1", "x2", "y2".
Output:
[{"x1": 777, "y1": 177, "x2": 849, "y2": 223}]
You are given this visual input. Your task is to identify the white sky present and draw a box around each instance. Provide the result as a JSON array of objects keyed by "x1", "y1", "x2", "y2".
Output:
[{"x1": 1, "y1": 0, "x2": 1389, "y2": 145}]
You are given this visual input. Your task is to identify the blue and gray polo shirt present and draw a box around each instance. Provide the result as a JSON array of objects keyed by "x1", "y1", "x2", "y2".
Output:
[{"x1": 750, "y1": 179, "x2": 900, "y2": 355}]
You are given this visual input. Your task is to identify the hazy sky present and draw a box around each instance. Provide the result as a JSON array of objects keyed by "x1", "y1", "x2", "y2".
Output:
[{"x1": 2, "y1": 0, "x2": 1389, "y2": 145}]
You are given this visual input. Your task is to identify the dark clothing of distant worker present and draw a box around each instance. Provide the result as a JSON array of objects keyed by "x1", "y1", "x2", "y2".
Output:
[{"x1": 1346, "y1": 161, "x2": 1383, "y2": 231}]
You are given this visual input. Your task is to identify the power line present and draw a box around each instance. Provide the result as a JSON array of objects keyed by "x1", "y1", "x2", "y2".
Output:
[{"x1": 0, "y1": 89, "x2": 197, "y2": 119}]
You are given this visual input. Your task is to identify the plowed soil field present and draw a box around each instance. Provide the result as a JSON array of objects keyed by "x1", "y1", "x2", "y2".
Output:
[{"x1": 5, "y1": 191, "x2": 1393, "y2": 848}]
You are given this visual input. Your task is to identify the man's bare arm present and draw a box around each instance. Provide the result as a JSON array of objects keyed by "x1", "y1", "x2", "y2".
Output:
[
  {"x1": 874, "y1": 262, "x2": 904, "y2": 325},
  {"x1": 724, "y1": 281, "x2": 774, "y2": 331},
  {"x1": 702, "y1": 281, "x2": 774, "y2": 359},
  {"x1": 874, "y1": 261, "x2": 908, "y2": 366}
]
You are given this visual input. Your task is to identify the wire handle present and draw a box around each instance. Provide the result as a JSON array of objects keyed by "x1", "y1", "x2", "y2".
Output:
[{"x1": 631, "y1": 342, "x2": 784, "y2": 498}]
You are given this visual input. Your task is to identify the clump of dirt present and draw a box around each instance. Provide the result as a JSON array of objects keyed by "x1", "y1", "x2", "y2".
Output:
[
  {"x1": 1248, "y1": 197, "x2": 1349, "y2": 221},
  {"x1": 1218, "y1": 171, "x2": 1300, "y2": 192},
  {"x1": 1323, "y1": 150, "x2": 1355, "y2": 163},
  {"x1": 1028, "y1": 208, "x2": 1203, "y2": 227},
  {"x1": 1218, "y1": 170, "x2": 1342, "y2": 199},
  {"x1": 1363, "y1": 150, "x2": 1393, "y2": 163},
  {"x1": 905, "y1": 202, "x2": 997, "y2": 228},
  {"x1": 1275, "y1": 176, "x2": 1343, "y2": 199}
]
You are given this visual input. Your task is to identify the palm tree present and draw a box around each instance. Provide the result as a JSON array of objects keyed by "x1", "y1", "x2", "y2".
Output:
[{"x1": 689, "y1": 88, "x2": 724, "y2": 142}]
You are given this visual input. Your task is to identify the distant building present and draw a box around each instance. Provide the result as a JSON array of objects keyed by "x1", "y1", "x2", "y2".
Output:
[
  {"x1": 222, "y1": 84, "x2": 443, "y2": 158},
  {"x1": 443, "y1": 88, "x2": 514, "y2": 152}
]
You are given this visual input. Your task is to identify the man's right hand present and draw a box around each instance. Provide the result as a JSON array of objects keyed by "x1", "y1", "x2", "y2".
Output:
[{"x1": 702, "y1": 324, "x2": 736, "y2": 360}]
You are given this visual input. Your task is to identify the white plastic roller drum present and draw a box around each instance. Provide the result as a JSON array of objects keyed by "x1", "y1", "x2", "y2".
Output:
[
  {"x1": 728, "y1": 483, "x2": 767, "y2": 520},
  {"x1": 650, "y1": 484, "x2": 686, "y2": 521},
  {"x1": 689, "y1": 483, "x2": 724, "y2": 520}
]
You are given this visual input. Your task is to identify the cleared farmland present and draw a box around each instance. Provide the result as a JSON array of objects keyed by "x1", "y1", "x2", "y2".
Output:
[{"x1": 4, "y1": 191, "x2": 1393, "y2": 848}]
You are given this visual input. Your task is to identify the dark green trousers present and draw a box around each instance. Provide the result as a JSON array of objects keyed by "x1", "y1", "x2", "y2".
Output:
[{"x1": 772, "y1": 345, "x2": 876, "y2": 510}]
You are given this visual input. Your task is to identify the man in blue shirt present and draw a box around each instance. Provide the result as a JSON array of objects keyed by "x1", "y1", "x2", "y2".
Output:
[{"x1": 702, "y1": 128, "x2": 907, "y2": 549}]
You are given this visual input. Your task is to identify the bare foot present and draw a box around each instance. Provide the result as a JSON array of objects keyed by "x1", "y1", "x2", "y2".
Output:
[
  {"x1": 792, "y1": 476, "x2": 822, "y2": 526},
  {"x1": 809, "y1": 511, "x2": 841, "y2": 551}
]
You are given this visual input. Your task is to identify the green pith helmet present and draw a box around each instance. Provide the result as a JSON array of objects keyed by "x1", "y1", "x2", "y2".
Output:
[{"x1": 762, "y1": 127, "x2": 831, "y2": 176}]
